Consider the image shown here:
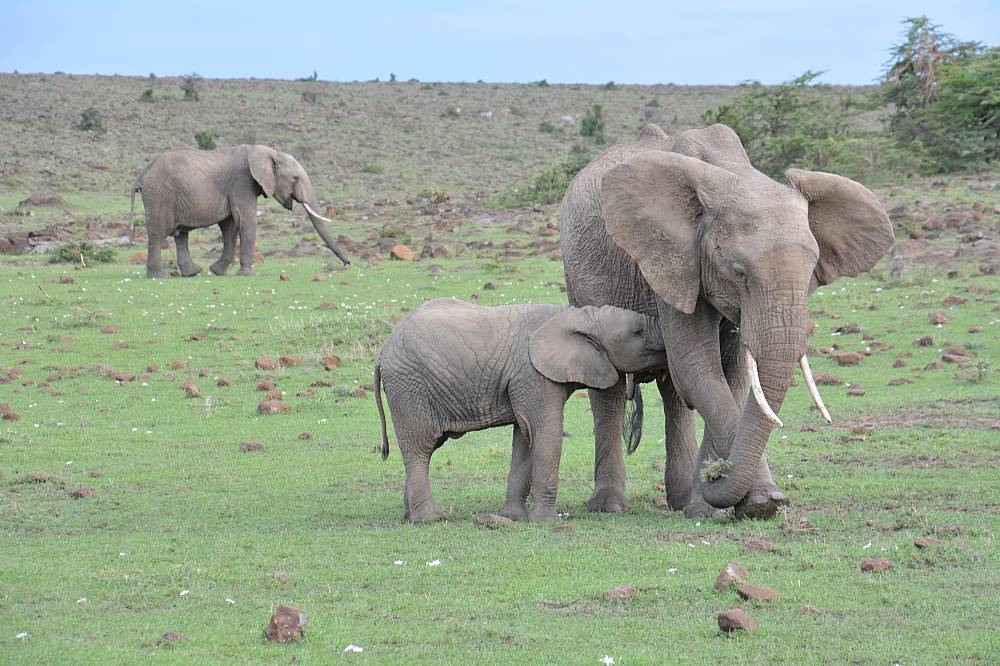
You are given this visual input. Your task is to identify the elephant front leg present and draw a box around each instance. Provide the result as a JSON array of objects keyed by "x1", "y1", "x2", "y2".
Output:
[
  {"x1": 235, "y1": 210, "x2": 257, "y2": 276},
  {"x1": 657, "y1": 375, "x2": 697, "y2": 510},
  {"x1": 586, "y1": 381, "x2": 629, "y2": 513},
  {"x1": 527, "y1": 416, "x2": 565, "y2": 522},
  {"x1": 499, "y1": 424, "x2": 530, "y2": 521},
  {"x1": 210, "y1": 217, "x2": 237, "y2": 276},
  {"x1": 174, "y1": 231, "x2": 203, "y2": 277}
]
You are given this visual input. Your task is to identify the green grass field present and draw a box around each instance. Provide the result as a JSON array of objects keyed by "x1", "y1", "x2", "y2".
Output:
[{"x1": 1, "y1": 75, "x2": 999, "y2": 664}]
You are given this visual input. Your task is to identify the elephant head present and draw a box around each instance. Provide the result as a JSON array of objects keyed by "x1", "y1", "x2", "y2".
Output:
[
  {"x1": 528, "y1": 306, "x2": 667, "y2": 389},
  {"x1": 600, "y1": 131, "x2": 893, "y2": 509},
  {"x1": 248, "y1": 145, "x2": 350, "y2": 265}
]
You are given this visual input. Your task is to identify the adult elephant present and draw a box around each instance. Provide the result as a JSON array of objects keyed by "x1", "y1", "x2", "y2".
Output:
[
  {"x1": 131, "y1": 144, "x2": 350, "y2": 278},
  {"x1": 560, "y1": 123, "x2": 893, "y2": 519}
]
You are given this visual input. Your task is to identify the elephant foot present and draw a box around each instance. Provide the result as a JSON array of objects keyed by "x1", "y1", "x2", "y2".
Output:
[
  {"x1": 734, "y1": 486, "x2": 789, "y2": 520},
  {"x1": 209, "y1": 260, "x2": 230, "y2": 276},
  {"x1": 179, "y1": 263, "x2": 203, "y2": 277},
  {"x1": 237, "y1": 266, "x2": 256, "y2": 276},
  {"x1": 499, "y1": 503, "x2": 528, "y2": 521},
  {"x1": 586, "y1": 486, "x2": 628, "y2": 513},
  {"x1": 528, "y1": 506, "x2": 560, "y2": 522},
  {"x1": 405, "y1": 501, "x2": 444, "y2": 524},
  {"x1": 683, "y1": 497, "x2": 732, "y2": 520}
]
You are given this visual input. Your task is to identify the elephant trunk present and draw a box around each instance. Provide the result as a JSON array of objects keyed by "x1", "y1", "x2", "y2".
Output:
[
  {"x1": 296, "y1": 178, "x2": 351, "y2": 266},
  {"x1": 702, "y1": 287, "x2": 806, "y2": 508}
]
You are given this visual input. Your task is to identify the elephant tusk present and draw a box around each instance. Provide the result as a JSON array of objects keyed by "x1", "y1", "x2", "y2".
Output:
[
  {"x1": 745, "y1": 350, "x2": 783, "y2": 428},
  {"x1": 799, "y1": 355, "x2": 832, "y2": 423},
  {"x1": 301, "y1": 201, "x2": 334, "y2": 224}
]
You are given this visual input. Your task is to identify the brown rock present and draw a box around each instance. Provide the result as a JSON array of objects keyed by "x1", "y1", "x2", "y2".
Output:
[
  {"x1": 69, "y1": 485, "x2": 93, "y2": 499},
  {"x1": 892, "y1": 359, "x2": 907, "y2": 368},
  {"x1": 888, "y1": 378, "x2": 912, "y2": 386},
  {"x1": 351, "y1": 388, "x2": 366, "y2": 398},
  {"x1": 257, "y1": 400, "x2": 290, "y2": 415},
  {"x1": 847, "y1": 388, "x2": 866, "y2": 396},
  {"x1": 256, "y1": 380, "x2": 276, "y2": 392},
  {"x1": 170, "y1": 360, "x2": 185, "y2": 370},
  {"x1": 274, "y1": 571, "x2": 292, "y2": 583},
  {"x1": 551, "y1": 523, "x2": 572, "y2": 532},
  {"x1": 604, "y1": 586, "x2": 638, "y2": 600},
  {"x1": 390, "y1": 244, "x2": 415, "y2": 261},
  {"x1": 279, "y1": 273, "x2": 290, "y2": 281},
  {"x1": 180, "y1": 380, "x2": 200, "y2": 397},
  {"x1": 100, "y1": 325, "x2": 119, "y2": 334},
  {"x1": 915, "y1": 336, "x2": 934, "y2": 346},
  {"x1": 928, "y1": 311, "x2": 947, "y2": 325},
  {"x1": 312, "y1": 272, "x2": 326, "y2": 282},
  {"x1": 159, "y1": 632, "x2": 187, "y2": 642},
  {"x1": 198, "y1": 368, "x2": 209, "y2": 378},
  {"x1": 473, "y1": 514, "x2": 517, "y2": 529},
  {"x1": 832, "y1": 352, "x2": 863, "y2": 366},
  {"x1": 278, "y1": 356, "x2": 301, "y2": 367},
  {"x1": 241, "y1": 441, "x2": 264, "y2": 453},
  {"x1": 813, "y1": 372, "x2": 843, "y2": 385},
  {"x1": 256, "y1": 358, "x2": 280, "y2": 370},
  {"x1": 744, "y1": 538, "x2": 776, "y2": 552},
  {"x1": 714, "y1": 561, "x2": 749, "y2": 591},
  {"x1": 264, "y1": 605, "x2": 308, "y2": 643},
  {"x1": 482, "y1": 281, "x2": 498, "y2": 290},
  {"x1": 297, "y1": 432, "x2": 312, "y2": 441},
  {"x1": 737, "y1": 584, "x2": 780, "y2": 602},
  {"x1": 942, "y1": 295, "x2": 967, "y2": 307},
  {"x1": 969, "y1": 325, "x2": 984, "y2": 333},
  {"x1": 0, "y1": 403, "x2": 20, "y2": 421},
  {"x1": 147, "y1": 364, "x2": 159, "y2": 373},
  {"x1": 914, "y1": 536, "x2": 945, "y2": 549},
  {"x1": 58, "y1": 275, "x2": 75, "y2": 284},
  {"x1": 653, "y1": 482, "x2": 666, "y2": 492},
  {"x1": 942, "y1": 352, "x2": 968, "y2": 364},
  {"x1": 718, "y1": 608, "x2": 758, "y2": 634},
  {"x1": 265, "y1": 389, "x2": 283, "y2": 400},
  {"x1": 217, "y1": 377, "x2": 230, "y2": 387},
  {"x1": 321, "y1": 355, "x2": 341, "y2": 370},
  {"x1": 861, "y1": 557, "x2": 892, "y2": 572}
]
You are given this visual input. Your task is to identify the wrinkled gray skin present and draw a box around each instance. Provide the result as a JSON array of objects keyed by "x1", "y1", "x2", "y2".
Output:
[
  {"x1": 561, "y1": 123, "x2": 894, "y2": 519},
  {"x1": 374, "y1": 298, "x2": 668, "y2": 523},
  {"x1": 131, "y1": 144, "x2": 348, "y2": 278}
]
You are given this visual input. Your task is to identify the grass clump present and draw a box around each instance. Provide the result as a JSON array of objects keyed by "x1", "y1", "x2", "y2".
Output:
[
  {"x1": 194, "y1": 130, "x2": 217, "y2": 150},
  {"x1": 700, "y1": 457, "x2": 734, "y2": 482},
  {"x1": 75, "y1": 108, "x2": 105, "y2": 134},
  {"x1": 580, "y1": 103, "x2": 606, "y2": 144},
  {"x1": 48, "y1": 242, "x2": 115, "y2": 265},
  {"x1": 138, "y1": 88, "x2": 154, "y2": 103},
  {"x1": 180, "y1": 73, "x2": 201, "y2": 101}
]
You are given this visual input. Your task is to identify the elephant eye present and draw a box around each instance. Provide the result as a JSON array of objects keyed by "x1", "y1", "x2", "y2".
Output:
[{"x1": 730, "y1": 264, "x2": 748, "y2": 283}]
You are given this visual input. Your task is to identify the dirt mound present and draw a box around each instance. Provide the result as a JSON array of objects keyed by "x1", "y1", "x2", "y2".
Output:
[{"x1": 18, "y1": 191, "x2": 65, "y2": 207}]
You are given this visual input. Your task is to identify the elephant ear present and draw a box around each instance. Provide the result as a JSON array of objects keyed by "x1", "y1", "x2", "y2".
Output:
[
  {"x1": 528, "y1": 307, "x2": 619, "y2": 390},
  {"x1": 786, "y1": 169, "x2": 895, "y2": 288},
  {"x1": 248, "y1": 146, "x2": 277, "y2": 198},
  {"x1": 601, "y1": 151, "x2": 737, "y2": 314}
]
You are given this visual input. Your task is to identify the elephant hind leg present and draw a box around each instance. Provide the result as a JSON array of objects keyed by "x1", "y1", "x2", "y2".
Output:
[
  {"x1": 586, "y1": 381, "x2": 629, "y2": 513},
  {"x1": 210, "y1": 217, "x2": 237, "y2": 276},
  {"x1": 400, "y1": 434, "x2": 443, "y2": 524},
  {"x1": 174, "y1": 230, "x2": 203, "y2": 277}
]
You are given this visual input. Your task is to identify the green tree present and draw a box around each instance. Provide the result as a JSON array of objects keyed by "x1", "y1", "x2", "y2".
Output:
[
  {"x1": 580, "y1": 104, "x2": 606, "y2": 144},
  {"x1": 194, "y1": 131, "x2": 217, "y2": 150}
]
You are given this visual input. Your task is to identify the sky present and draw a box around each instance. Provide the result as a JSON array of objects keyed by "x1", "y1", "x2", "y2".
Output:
[{"x1": 2, "y1": 1, "x2": 998, "y2": 85}]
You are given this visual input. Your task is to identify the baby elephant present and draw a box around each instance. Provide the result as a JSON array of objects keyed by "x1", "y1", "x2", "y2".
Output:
[{"x1": 374, "y1": 298, "x2": 667, "y2": 523}]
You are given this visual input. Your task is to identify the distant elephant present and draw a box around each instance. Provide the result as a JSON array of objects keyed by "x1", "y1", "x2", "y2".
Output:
[
  {"x1": 374, "y1": 299, "x2": 668, "y2": 523},
  {"x1": 560, "y1": 123, "x2": 894, "y2": 519},
  {"x1": 130, "y1": 144, "x2": 349, "y2": 278}
]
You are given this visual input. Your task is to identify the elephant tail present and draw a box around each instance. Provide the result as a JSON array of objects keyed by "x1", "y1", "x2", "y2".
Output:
[
  {"x1": 374, "y1": 362, "x2": 390, "y2": 460},
  {"x1": 128, "y1": 182, "x2": 139, "y2": 245},
  {"x1": 623, "y1": 375, "x2": 644, "y2": 455}
]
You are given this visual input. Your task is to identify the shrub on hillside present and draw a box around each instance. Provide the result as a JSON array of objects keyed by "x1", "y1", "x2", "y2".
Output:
[
  {"x1": 580, "y1": 104, "x2": 606, "y2": 144},
  {"x1": 180, "y1": 73, "x2": 201, "y2": 101},
  {"x1": 139, "y1": 89, "x2": 154, "y2": 103},
  {"x1": 48, "y1": 242, "x2": 115, "y2": 265},
  {"x1": 195, "y1": 131, "x2": 217, "y2": 150},
  {"x1": 76, "y1": 108, "x2": 105, "y2": 134}
]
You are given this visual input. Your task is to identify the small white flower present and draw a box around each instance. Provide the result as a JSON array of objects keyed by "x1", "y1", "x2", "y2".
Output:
[
  {"x1": 863, "y1": 541, "x2": 872, "y2": 550},
  {"x1": 226, "y1": 598, "x2": 235, "y2": 605},
  {"x1": 16, "y1": 632, "x2": 28, "y2": 639},
  {"x1": 344, "y1": 644, "x2": 363, "y2": 653},
  {"x1": 427, "y1": 560, "x2": 441, "y2": 567},
  {"x1": 701, "y1": 540, "x2": 711, "y2": 545},
  {"x1": 601, "y1": 655, "x2": 615, "y2": 665},
  {"x1": 66, "y1": 460, "x2": 73, "y2": 465},
  {"x1": 179, "y1": 589, "x2": 190, "y2": 596},
  {"x1": 394, "y1": 560, "x2": 404, "y2": 565},
  {"x1": 77, "y1": 597, "x2": 87, "y2": 603},
  {"x1": 667, "y1": 568, "x2": 678, "y2": 573}
]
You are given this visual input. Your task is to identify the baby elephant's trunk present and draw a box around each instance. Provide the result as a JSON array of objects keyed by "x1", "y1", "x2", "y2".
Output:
[
  {"x1": 374, "y1": 363, "x2": 390, "y2": 460},
  {"x1": 623, "y1": 375, "x2": 644, "y2": 454}
]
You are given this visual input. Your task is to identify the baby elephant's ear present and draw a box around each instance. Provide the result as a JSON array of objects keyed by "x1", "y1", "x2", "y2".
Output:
[{"x1": 528, "y1": 308, "x2": 619, "y2": 389}]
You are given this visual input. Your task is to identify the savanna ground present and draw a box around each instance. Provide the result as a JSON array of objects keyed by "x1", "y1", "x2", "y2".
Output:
[{"x1": 1, "y1": 74, "x2": 998, "y2": 664}]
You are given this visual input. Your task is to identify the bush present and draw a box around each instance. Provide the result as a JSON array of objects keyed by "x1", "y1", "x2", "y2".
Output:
[
  {"x1": 48, "y1": 242, "x2": 115, "y2": 265},
  {"x1": 531, "y1": 79, "x2": 550, "y2": 87},
  {"x1": 194, "y1": 131, "x2": 217, "y2": 150},
  {"x1": 603, "y1": 81, "x2": 617, "y2": 90},
  {"x1": 580, "y1": 104, "x2": 606, "y2": 144},
  {"x1": 180, "y1": 73, "x2": 201, "y2": 101},
  {"x1": 490, "y1": 143, "x2": 592, "y2": 208},
  {"x1": 139, "y1": 89, "x2": 154, "y2": 103},
  {"x1": 76, "y1": 108, "x2": 105, "y2": 134},
  {"x1": 538, "y1": 120, "x2": 563, "y2": 135}
]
